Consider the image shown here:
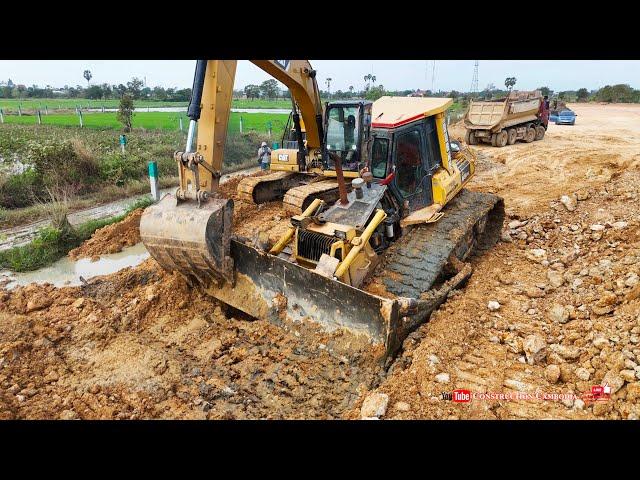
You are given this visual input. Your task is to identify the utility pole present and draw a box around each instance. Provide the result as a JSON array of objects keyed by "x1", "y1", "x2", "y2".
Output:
[{"x1": 431, "y1": 61, "x2": 436, "y2": 93}]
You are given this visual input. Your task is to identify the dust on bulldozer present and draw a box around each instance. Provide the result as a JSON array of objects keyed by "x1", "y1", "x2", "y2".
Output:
[{"x1": 2, "y1": 103, "x2": 640, "y2": 420}]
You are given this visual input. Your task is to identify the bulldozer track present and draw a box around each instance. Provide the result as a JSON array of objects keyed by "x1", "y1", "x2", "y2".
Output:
[{"x1": 371, "y1": 189, "x2": 505, "y2": 299}]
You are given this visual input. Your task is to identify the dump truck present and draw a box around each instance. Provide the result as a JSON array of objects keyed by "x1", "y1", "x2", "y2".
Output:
[
  {"x1": 140, "y1": 61, "x2": 505, "y2": 361},
  {"x1": 464, "y1": 90, "x2": 547, "y2": 147}
]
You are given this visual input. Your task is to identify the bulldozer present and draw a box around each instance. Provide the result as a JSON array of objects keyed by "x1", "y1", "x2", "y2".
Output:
[
  {"x1": 140, "y1": 60, "x2": 505, "y2": 360},
  {"x1": 235, "y1": 60, "x2": 366, "y2": 214}
]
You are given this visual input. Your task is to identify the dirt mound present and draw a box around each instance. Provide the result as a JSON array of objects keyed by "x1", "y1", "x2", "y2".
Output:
[
  {"x1": 68, "y1": 209, "x2": 144, "y2": 261},
  {"x1": 347, "y1": 167, "x2": 640, "y2": 420},
  {"x1": 0, "y1": 256, "x2": 383, "y2": 419}
]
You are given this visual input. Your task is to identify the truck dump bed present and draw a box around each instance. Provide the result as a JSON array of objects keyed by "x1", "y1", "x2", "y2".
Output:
[{"x1": 464, "y1": 90, "x2": 542, "y2": 132}]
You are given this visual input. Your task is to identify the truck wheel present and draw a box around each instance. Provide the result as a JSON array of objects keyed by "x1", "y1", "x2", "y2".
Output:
[
  {"x1": 490, "y1": 133, "x2": 497, "y2": 146},
  {"x1": 465, "y1": 130, "x2": 478, "y2": 145},
  {"x1": 507, "y1": 128, "x2": 517, "y2": 145},
  {"x1": 496, "y1": 130, "x2": 508, "y2": 147},
  {"x1": 535, "y1": 126, "x2": 545, "y2": 141},
  {"x1": 524, "y1": 126, "x2": 536, "y2": 143}
]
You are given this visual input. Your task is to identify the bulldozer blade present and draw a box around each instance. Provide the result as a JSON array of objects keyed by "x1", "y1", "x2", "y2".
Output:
[
  {"x1": 204, "y1": 240, "x2": 475, "y2": 360},
  {"x1": 140, "y1": 193, "x2": 234, "y2": 287},
  {"x1": 206, "y1": 240, "x2": 404, "y2": 358}
]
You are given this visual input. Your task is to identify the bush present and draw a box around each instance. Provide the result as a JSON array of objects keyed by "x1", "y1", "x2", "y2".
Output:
[
  {"x1": 27, "y1": 138, "x2": 99, "y2": 193},
  {"x1": 0, "y1": 227, "x2": 72, "y2": 271},
  {"x1": 100, "y1": 152, "x2": 145, "y2": 186},
  {"x1": 0, "y1": 168, "x2": 43, "y2": 208},
  {"x1": 224, "y1": 132, "x2": 266, "y2": 169}
]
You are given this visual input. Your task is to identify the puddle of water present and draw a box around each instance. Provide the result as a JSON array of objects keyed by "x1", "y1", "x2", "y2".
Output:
[{"x1": 1, "y1": 243, "x2": 149, "y2": 290}]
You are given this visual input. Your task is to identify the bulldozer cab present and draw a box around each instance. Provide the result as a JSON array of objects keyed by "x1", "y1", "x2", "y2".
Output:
[
  {"x1": 323, "y1": 100, "x2": 372, "y2": 173},
  {"x1": 370, "y1": 114, "x2": 444, "y2": 211}
]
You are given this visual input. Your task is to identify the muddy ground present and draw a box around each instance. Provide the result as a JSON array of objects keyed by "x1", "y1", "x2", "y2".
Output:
[{"x1": 1, "y1": 103, "x2": 639, "y2": 419}]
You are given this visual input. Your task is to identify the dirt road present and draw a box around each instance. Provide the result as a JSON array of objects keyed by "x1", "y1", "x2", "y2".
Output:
[{"x1": 1, "y1": 104, "x2": 639, "y2": 419}]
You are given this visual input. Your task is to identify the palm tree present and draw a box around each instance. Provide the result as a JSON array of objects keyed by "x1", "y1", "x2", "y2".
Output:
[
  {"x1": 364, "y1": 74, "x2": 372, "y2": 91},
  {"x1": 83, "y1": 70, "x2": 92, "y2": 87},
  {"x1": 349, "y1": 85, "x2": 354, "y2": 98},
  {"x1": 504, "y1": 77, "x2": 517, "y2": 91},
  {"x1": 371, "y1": 75, "x2": 377, "y2": 87},
  {"x1": 325, "y1": 78, "x2": 332, "y2": 99}
]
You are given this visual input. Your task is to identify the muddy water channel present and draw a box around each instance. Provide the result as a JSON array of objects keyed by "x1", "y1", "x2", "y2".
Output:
[{"x1": 1, "y1": 243, "x2": 149, "y2": 289}]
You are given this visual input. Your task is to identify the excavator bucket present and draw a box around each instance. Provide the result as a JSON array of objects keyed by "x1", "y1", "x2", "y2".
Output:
[{"x1": 140, "y1": 193, "x2": 234, "y2": 287}]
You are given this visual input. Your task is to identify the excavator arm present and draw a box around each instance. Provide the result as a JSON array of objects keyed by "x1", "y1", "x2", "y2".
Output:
[
  {"x1": 141, "y1": 59, "x2": 325, "y2": 287},
  {"x1": 176, "y1": 60, "x2": 324, "y2": 201}
]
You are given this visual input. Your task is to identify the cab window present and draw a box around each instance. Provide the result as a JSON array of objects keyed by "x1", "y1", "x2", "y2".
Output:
[
  {"x1": 371, "y1": 138, "x2": 389, "y2": 178},
  {"x1": 395, "y1": 129, "x2": 424, "y2": 198}
]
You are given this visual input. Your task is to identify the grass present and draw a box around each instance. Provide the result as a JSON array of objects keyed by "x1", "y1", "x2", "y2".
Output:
[
  {"x1": 1, "y1": 111, "x2": 288, "y2": 136},
  {"x1": 0, "y1": 98, "x2": 188, "y2": 111},
  {"x1": 0, "y1": 195, "x2": 156, "y2": 272},
  {"x1": 0, "y1": 98, "x2": 294, "y2": 113}
]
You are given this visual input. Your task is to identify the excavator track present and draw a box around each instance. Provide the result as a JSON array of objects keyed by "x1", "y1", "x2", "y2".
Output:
[
  {"x1": 282, "y1": 180, "x2": 345, "y2": 214},
  {"x1": 369, "y1": 189, "x2": 505, "y2": 299},
  {"x1": 236, "y1": 171, "x2": 300, "y2": 204},
  {"x1": 237, "y1": 172, "x2": 349, "y2": 215}
]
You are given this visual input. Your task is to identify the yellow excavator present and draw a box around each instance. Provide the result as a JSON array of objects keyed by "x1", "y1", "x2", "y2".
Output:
[
  {"x1": 235, "y1": 60, "x2": 366, "y2": 214},
  {"x1": 140, "y1": 60, "x2": 504, "y2": 359}
]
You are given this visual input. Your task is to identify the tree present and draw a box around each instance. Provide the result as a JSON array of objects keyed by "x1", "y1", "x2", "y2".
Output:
[
  {"x1": 325, "y1": 78, "x2": 332, "y2": 98},
  {"x1": 117, "y1": 94, "x2": 134, "y2": 132},
  {"x1": 244, "y1": 84, "x2": 261, "y2": 100},
  {"x1": 365, "y1": 85, "x2": 385, "y2": 101},
  {"x1": 86, "y1": 85, "x2": 104, "y2": 99},
  {"x1": 504, "y1": 77, "x2": 517, "y2": 91},
  {"x1": 115, "y1": 84, "x2": 127, "y2": 98},
  {"x1": 259, "y1": 79, "x2": 279, "y2": 99},
  {"x1": 371, "y1": 75, "x2": 377, "y2": 87},
  {"x1": 349, "y1": 85, "x2": 354, "y2": 98},
  {"x1": 364, "y1": 74, "x2": 372, "y2": 91},
  {"x1": 101, "y1": 83, "x2": 112, "y2": 100},
  {"x1": 83, "y1": 70, "x2": 92, "y2": 87},
  {"x1": 126, "y1": 77, "x2": 144, "y2": 99},
  {"x1": 538, "y1": 86, "x2": 552, "y2": 97},
  {"x1": 576, "y1": 88, "x2": 589, "y2": 102}
]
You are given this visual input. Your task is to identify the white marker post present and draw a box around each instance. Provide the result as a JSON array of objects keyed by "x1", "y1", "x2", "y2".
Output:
[
  {"x1": 45, "y1": 105, "x2": 48, "y2": 115},
  {"x1": 37, "y1": 110, "x2": 42, "y2": 125},
  {"x1": 239, "y1": 116, "x2": 243, "y2": 134},
  {"x1": 179, "y1": 117, "x2": 183, "y2": 132},
  {"x1": 148, "y1": 161, "x2": 160, "y2": 202},
  {"x1": 0, "y1": 109, "x2": 4, "y2": 124},
  {"x1": 78, "y1": 110, "x2": 83, "y2": 128},
  {"x1": 18, "y1": 105, "x2": 22, "y2": 116}
]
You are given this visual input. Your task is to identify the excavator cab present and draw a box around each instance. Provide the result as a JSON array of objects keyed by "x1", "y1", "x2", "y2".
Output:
[{"x1": 323, "y1": 100, "x2": 372, "y2": 174}]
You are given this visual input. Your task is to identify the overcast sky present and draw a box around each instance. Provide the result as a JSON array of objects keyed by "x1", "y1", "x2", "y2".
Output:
[{"x1": 1, "y1": 60, "x2": 638, "y2": 92}]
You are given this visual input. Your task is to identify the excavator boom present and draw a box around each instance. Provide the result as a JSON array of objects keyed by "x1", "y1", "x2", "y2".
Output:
[{"x1": 141, "y1": 60, "x2": 326, "y2": 287}]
